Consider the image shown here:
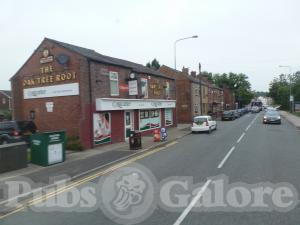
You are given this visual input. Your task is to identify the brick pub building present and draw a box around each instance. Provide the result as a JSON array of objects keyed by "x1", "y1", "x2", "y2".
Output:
[{"x1": 11, "y1": 38, "x2": 176, "y2": 149}]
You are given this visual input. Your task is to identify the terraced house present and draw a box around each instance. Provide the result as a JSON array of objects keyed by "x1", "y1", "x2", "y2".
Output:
[
  {"x1": 0, "y1": 90, "x2": 12, "y2": 121},
  {"x1": 10, "y1": 38, "x2": 176, "y2": 149}
]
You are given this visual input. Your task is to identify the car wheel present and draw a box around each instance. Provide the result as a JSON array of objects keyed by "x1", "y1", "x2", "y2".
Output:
[
  {"x1": 214, "y1": 125, "x2": 217, "y2": 130},
  {"x1": 208, "y1": 128, "x2": 212, "y2": 134}
]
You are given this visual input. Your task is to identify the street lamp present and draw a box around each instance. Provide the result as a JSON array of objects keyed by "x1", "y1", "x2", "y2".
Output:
[
  {"x1": 174, "y1": 35, "x2": 198, "y2": 70},
  {"x1": 279, "y1": 65, "x2": 293, "y2": 112}
]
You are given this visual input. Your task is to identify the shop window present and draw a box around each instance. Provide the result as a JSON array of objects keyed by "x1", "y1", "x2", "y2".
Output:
[
  {"x1": 139, "y1": 109, "x2": 160, "y2": 131},
  {"x1": 165, "y1": 109, "x2": 173, "y2": 126},
  {"x1": 109, "y1": 71, "x2": 119, "y2": 96}
]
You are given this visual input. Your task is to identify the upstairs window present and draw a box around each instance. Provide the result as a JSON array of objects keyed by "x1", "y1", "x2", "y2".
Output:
[
  {"x1": 109, "y1": 72, "x2": 119, "y2": 96},
  {"x1": 2, "y1": 98, "x2": 6, "y2": 104}
]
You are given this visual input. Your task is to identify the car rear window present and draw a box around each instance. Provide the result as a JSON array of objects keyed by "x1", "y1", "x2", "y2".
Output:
[
  {"x1": 266, "y1": 111, "x2": 279, "y2": 116},
  {"x1": 194, "y1": 117, "x2": 207, "y2": 123},
  {"x1": 223, "y1": 111, "x2": 231, "y2": 114}
]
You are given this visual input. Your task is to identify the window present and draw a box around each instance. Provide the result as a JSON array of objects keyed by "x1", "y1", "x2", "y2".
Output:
[
  {"x1": 139, "y1": 109, "x2": 161, "y2": 131},
  {"x1": 195, "y1": 88, "x2": 198, "y2": 96},
  {"x1": 2, "y1": 98, "x2": 6, "y2": 104},
  {"x1": 165, "y1": 109, "x2": 173, "y2": 126},
  {"x1": 109, "y1": 71, "x2": 119, "y2": 96},
  {"x1": 194, "y1": 104, "x2": 199, "y2": 113}
]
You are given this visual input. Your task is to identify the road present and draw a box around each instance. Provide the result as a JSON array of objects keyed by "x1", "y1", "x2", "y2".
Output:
[{"x1": 1, "y1": 112, "x2": 300, "y2": 225}]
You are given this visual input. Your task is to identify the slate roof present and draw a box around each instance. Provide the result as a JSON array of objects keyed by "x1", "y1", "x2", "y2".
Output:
[
  {"x1": 45, "y1": 38, "x2": 174, "y2": 80},
  {"x1": 0, "y1": 90, "x2": 12, "y2": 98},
  {"x1": 160, "y1": 65, "x2": 210, "y2": 85}
]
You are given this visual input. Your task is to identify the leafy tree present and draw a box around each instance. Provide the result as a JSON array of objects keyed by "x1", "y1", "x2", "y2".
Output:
[
  {"x1": 146, "y1": 58, "x2": 160, "y2": 70},
  {"x1": 269, "y1": 74, "x2": 289, "y2": 109},
  {"x1": 212, "y1": 72, "x2": 254, "y2": 106}
]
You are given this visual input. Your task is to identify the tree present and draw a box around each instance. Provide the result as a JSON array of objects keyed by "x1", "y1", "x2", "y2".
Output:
[
  {"x1": 213, "y1": 72, "x2": 254, "y2": 106},
  {"x1": 269, "y1": 71, "x2": 300, "y2": 109},
  {"x1": 146, "y1": 58, "x2": 160, "y2": 70}
]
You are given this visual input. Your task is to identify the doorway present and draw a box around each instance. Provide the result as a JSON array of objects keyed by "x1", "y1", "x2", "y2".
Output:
[{"x1": 124, "y1": 110, "x2": 134, "y2": 141}]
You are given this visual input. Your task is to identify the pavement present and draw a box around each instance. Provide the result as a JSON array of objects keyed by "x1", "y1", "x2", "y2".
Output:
[
  {"x1": 280, "y1": 110, "x2": 300, "y2": 129},
  {"x1": 0, "y1": 125, "x2": 191, "y2": 204},
  {"x1": 1, "y1": 113, "x2": 300, "y2": 225}
]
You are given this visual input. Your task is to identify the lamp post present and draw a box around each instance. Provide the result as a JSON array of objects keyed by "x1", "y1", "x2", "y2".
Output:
[
  {"x1": 174, "y1": 35, "x2": 198, "y2": 70},
  {"x1": 279, "y1": 65, "x2": 293, "y2": 112}
]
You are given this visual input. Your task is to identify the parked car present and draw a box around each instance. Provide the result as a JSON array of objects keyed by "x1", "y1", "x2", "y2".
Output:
[
  {"x1": 191, "y1": 116, "x2": 217, "y2": 134},
  {"x1": 0, "y1": 121, "x2": 37, "y2": 145},
  {"x1": 251, "y1": 106, "x2": 260, "y2": 113},
  {"x1": 238, "y1": 109, "x2": 244, "y2": 116},
  {"x1": 222, "y1": 111, "x2": 235, "y2": 121},
  {"x1": 233, "y1": 110, "x2": 240, "y2": 118},
  {"x1": 263, "y1": 111, "x2": 281, "y2": 124}
]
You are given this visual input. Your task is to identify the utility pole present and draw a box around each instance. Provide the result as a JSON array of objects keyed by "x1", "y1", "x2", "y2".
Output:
[{"x1": 199, "y1": 63, "x2": 203, "y2": 115}]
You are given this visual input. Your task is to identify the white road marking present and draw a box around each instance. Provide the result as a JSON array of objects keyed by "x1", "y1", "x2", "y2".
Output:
[
  {"x1": 217, "y1": 146, "x2": 236, "y2": 169},
  {"x1": 173, "y1": 179, "x2": 212, "y2": 225},
  {"x1": 245, "y1": 124, "x2": 251, "y2": 131},
  {"x1": 237, "y1": 132, "x2": 246, "y2": 143}
]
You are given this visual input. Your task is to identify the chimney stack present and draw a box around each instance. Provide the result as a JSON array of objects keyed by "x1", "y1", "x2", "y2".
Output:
[
  {"x1": 190, "y1": 71, "x2": 197, "y2": 78},
  {"x1": 182, "y1": 67, "x2": 189, "y2": 75}
]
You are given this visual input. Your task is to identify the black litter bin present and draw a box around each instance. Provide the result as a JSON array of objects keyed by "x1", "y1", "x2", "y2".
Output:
[{"x1": 129, "y1": 131, "x2": 142, "y2": 150}]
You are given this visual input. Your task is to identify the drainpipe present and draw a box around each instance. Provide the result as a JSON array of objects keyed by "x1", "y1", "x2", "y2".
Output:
[
  {"x1": 87, "y1": 59, "x2": 94, "y2": 148},
  {"x1": 199, "y1": 63, "x2": 203, "y2": 115}
]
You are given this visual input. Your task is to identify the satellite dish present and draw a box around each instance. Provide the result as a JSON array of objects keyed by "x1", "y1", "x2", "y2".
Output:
[{"x1": 56, "y1": 54, "x2": 70, "y2": 65}]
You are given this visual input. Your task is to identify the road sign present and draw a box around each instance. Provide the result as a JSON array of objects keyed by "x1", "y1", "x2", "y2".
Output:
[{"x1": 290, "y1": 95, "x2": 294, "y2": 102}]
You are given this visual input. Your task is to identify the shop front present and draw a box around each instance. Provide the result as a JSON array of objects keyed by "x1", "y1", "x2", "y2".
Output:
[{"x1": 94, "y1": 98, "x2": 176, "y2": 146}]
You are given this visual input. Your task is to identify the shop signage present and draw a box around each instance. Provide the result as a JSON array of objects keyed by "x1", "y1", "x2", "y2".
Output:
[
  {"x1": 24, "y1": 83, "x2": 79, "y2": 99},
  {"x1": 46, "y1": 102, "x2": 54, "y2": 112},
  {"x1": 23, "y1": 72, "x2": 77, "y2": 87},
  {"x1": 128, "y1": 80, "x2": 138, "y2": 95},
  {"x1": 40, "y1": 49, "x2": 54, "y2": 64},
  {"x1": 119, "y1": 84, "x2": 129, "y2": 92},
  {"x1": 96, "y1": 98, "x2": 176, "y2": 111}
]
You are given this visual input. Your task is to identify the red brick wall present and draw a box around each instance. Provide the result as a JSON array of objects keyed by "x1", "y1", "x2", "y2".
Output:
[
  {"x1": 0, "y1": 93, "x2": 10, "y2": 111},
  {"x1": 10, "y1": 39, "x2": 90, "y2": 147}
]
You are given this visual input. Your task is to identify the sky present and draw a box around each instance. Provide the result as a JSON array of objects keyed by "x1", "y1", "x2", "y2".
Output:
[{"x1": 0, "y1": 0, "x2": 299, "y2": 91}]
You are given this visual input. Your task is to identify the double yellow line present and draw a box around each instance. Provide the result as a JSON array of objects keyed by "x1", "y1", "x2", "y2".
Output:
[{"x1": 0, "y1": 141, "x2": 178, "y2": 220}]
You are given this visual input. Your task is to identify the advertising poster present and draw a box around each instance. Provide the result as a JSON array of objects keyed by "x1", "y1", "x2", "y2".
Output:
[
  {"x1": 128, "y1": 80, "x2": 138, "y2": 95},
  {"x1": 93, "y1": 112, "x2": 111, "y2": 145},
  {"x1": 141, "y1": 78, "x2": 148, "y2": 98},
  {"x1": 165, "y1": 81, "x2": 170, "y2": 98},
  {"x1": 165, "y1": 109, "x2": 173, "y2": 126}
]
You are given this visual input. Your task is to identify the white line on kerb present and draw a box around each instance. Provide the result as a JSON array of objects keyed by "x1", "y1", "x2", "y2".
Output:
[
  {"x1": 173, "y1": 179, "x2": 212, "y2": 225},
  {"x1": 237, "y1": 132, "x2": 245, "y2": 143},
  {"x1": 217, "y1": 146, "x2": 236, "y2": 169}
]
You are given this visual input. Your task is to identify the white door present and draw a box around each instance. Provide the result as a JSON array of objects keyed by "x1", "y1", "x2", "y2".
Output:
[{"x1": 124, "y1": 111, "x2": 134, "y2": 141}]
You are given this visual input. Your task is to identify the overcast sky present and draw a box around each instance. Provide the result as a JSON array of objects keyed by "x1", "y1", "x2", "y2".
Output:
[{"x1": 1, "y1": 0, "x2": 299, "y2": 91}]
